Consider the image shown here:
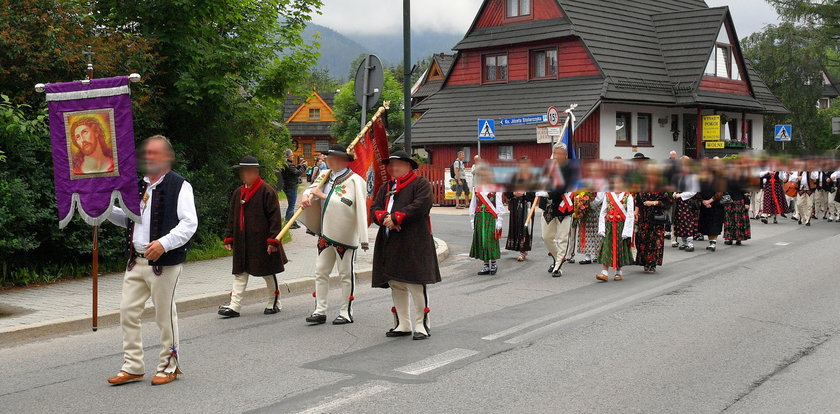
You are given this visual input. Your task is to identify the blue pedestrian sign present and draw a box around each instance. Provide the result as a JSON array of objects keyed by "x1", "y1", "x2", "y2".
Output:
[
  {"x1": 774, "y1": 124, "x2": 792, "y2": 142},
  {"x1": 478, "y1": 119, "x2": 496, "y2": 140},
  {"x1": 499, "y1": 115, "x2": 547, "y2": 126}
]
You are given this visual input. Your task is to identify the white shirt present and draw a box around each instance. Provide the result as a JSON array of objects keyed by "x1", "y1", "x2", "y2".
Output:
[
  {"x1": 109, "y1": 174, "x2": 198, "y2": 253},
  {"x1": 790, "y1": 171, "x2": 818, "y2": 190}
]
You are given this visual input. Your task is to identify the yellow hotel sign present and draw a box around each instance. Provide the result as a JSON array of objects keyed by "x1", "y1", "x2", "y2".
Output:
[
  {"x1": 702, "y1": 115, "x2": 721, "y2": 141},
  {"x1": 705, "y1": 141, "x2": 725, "y2": 149}
]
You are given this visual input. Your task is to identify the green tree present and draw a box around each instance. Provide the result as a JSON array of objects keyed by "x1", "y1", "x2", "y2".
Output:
[
  {"x1": 743, "y1": 23, "x2": 829, "y2": 152},
  {"x1": 767, "y1": 0, "x2": 839, "y2": 40},
  {"x1": 332, "y1": 69, "x2": 404, "y2": 146}
]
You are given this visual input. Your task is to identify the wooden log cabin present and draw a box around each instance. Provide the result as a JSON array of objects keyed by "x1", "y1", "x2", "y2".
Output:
[
  {"x1": 410, "y1": 0, "x2": 787, "y2": 170},
  {"x1": 283, "y1": 91, "x2": 338, "y2": 165}
]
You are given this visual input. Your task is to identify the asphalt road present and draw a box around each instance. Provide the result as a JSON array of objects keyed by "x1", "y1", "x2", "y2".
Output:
[{"x1": 1, "y1": 213, "x2": 839, "y2": 413}]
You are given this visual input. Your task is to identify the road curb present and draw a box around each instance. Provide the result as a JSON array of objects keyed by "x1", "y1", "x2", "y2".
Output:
[{"x1": 0, "y1": 238, "x2": 449, "y2": 346}]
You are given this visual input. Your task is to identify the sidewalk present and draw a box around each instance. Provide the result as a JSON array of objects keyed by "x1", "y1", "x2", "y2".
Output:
[{"x1": 0, "y1": 224, "x2": 449, "y2": 345}]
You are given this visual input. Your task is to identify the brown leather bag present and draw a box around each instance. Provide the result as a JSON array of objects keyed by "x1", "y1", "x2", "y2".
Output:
[{"x1": 784, "y1": 181, "x2": 798, "y2": 198}]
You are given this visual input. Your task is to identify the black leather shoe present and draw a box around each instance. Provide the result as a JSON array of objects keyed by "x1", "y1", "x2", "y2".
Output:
[
  {"x1": 290, "y1": 223, "x2": 301, "y2": 229},
  {"x1": 264, "y1": 306, "x2": 281, "y2": 315},
  {"x1": 724, "y1": 240, "x2": 733, "y2": 245},
  {"x1": 547, "y1": 260, "x2": 556, "y2": 273},
  {"x1": 386, "y1": 329, "x2": 412, "y2": 337},
  {"x1": 806, "y1": 222, "x2": 811, "y2": 226},
  {"x1": 552, "y1": 268, "x2": 563, "y2": 278},
  {"x1": 566, "y1": 258, "x2": 576, "y2": 264},
  {"x1": 218, "y1": 306, "x2": 240, "y2": 318},
  {"x1": 306, "y1": 313, "x2": 327, "y2": 324},
  {"x1": 332, "y1": 316, "x2": 353, "y2": 325},
  {"x1": 413, "y1": 332, "x2": 430, "y2": 340},
  {"x1": 578, "y1": 259, "x2": 592, "y2": 265}
]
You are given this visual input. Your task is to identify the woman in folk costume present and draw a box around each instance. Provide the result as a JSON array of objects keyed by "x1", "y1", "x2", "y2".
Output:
[
  {"x1": 596, "y1": 179, "x2": 635, "y2": 282},
  {"x1": 470, "y1": 187, "x2": 506, "y2": 275},
  {"x1": 634, "y1": 164, "x2": 671, "y2": 273},
  {"x1": 697, "y1": 161, "x2": 726, "y2": 252},
  {"x1": 723, "y1": 166, "x2": 752, "y2": 245},
  {"x1": 219, "y1": 156, "x2": 288, "y2": 318},
  {"x1": 759, "y1": 168, "x2": 789, "y2": 224},
  {"x1": 505, "y1": 156, "x2": 536, "y2": 262},
  {"x1": 573, "y1": 191, "x2": 604, "y2": 265},
  {"x1": 370, "y1": 151, "x2": 441, "y2": 340},
  {"x1": 299, "y1": 145, "x2": 369, "y2": 326},
  {"x1": 672, "y1": 156, "x2": 701, "y2": 252}
]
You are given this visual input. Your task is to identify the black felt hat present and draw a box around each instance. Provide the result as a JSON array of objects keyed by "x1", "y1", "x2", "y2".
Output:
[
  {"x1": 325, "y1": 144, "x2": 354, "y2": 161},
  {"x1": 232, "y1": 155, "x2": 263, "y2": 169},
  {"x1": 382, "y1": 150, "x2": 418, "y2": 170},
  {"x1": 632, "y1": 152, "x2": 649, "y2": 160}
]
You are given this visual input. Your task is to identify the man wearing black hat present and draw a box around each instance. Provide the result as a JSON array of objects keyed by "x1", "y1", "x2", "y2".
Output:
[
  {"x1": 218, "y1": 156, "x2": 288, "y2": 318},
  {"x1": 299, "y1": 144, "x2": 369, "y2": 325},
  {"x1": 370, "y1": 151, "x2": 441, "y2": 340}
]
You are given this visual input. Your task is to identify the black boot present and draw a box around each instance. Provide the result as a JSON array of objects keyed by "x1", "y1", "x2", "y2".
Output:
[
  {"x1": 305, "y1": 313, "x2": 327, "y2": 324},
  {"x1": 218, "y1": 306, "x2": 240, "y2": 318}
]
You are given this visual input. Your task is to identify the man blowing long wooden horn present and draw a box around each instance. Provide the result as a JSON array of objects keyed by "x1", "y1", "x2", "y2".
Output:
[
  {"x1": 370, "y1": 151, "x2": 441, "y2": 340},
  {"x1": 299, "y1": 144, "x2": 369, "y2": 325}
]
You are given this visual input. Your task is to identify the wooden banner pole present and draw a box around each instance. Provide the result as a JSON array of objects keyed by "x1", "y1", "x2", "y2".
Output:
[
  {"x1": 85, "y1": 45, "x2": 99, "y2": 332},
  {"x1": 275, "y1": 101, "x2": 390, "y2": 241}
]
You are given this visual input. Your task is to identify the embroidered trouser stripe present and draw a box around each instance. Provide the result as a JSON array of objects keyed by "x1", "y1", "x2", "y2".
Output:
[
  {"x1": 265, "y1": 274, "x2": 280, "y2": 310},
  {"x1": 340, "y1": 250, "x2": 356, "y2": 321}
]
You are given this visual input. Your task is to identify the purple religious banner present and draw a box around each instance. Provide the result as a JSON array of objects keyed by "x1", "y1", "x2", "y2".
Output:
[{"x1": 45, "y1": 76, "x2": 141, "y2": 228}]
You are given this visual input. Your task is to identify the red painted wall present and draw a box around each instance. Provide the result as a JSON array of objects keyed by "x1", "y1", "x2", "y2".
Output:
[
  {"x1": 699, "y1": 77, "x2": 750, "y2": 95},
  {"x1": 476, "y1": 0, "x2": 564, "y2": 28},
  {"x1": 447, "y1": 38, "x2": 600, "y2": 86}
]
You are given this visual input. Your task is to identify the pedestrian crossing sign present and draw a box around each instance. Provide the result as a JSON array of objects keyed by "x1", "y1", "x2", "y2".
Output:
[
  {"x1": 478, "y1": 119, "x2": 496, "y2": 140},
  {"x1": 774, "y1": 124, "x2": 792, "y2": 142}
]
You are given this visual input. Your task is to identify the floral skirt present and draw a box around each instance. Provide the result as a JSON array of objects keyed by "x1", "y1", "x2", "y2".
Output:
[
  {"x1": 598, "y1": 221, "x2": 634, "y2": 270},
  {"x1": 635, "y1": 220, "x2": 665, "y2": 267},
  {"x1": 470, "y1": 211, "x2": 500, "y2": 261},
  {"x1": 724, "y1": 200, "x2": 752, "y2": 241},
  {"x1": 673, "y1": 198, "x2": 699, "y2": 238}
]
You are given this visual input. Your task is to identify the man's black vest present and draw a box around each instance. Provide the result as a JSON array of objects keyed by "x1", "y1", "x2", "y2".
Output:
[{"x1": 127, "y1": 171, "x2": 191, "y2": 266}]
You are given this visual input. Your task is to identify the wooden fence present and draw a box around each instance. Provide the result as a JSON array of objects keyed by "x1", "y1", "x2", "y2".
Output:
[{"x1": 417, "y1": 164, "x2": 452, "y2": 206}]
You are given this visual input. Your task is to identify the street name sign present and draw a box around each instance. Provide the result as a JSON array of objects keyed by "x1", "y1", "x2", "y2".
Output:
[{"x1": 499, "y1": 115, "x2": 547, "y2": 126}]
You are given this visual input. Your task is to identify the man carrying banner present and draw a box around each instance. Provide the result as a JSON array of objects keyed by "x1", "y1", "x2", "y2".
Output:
[
  {"x1": 106, "y1": 135, "x2": 197, "y2": 386},
  {"x1": 299, "y1": 144, "x2": 369, "y2": 325},
  {"x1": 218, "y1": 156, "x2": 288, "y2": 318},
  {"x1": 371, "y1": 151, "x2": 441, "y2": 340},
  {"x1": 537, "y1": 143, "x2": 576, "y2": 278}
]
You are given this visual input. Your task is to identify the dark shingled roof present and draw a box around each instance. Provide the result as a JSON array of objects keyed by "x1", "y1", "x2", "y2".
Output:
[
  {"x1": 283, "y1": 92, "x2": 336, "y2": 137},
  {"x1": 413, "y1": 54, "x2": 457, "y2": 100},
  {"x1": 453, "y1": 18, "x2": 573, "y2": 50},
  {"x1": 409, "y1": 0, "x2": 788, "y2": 146},
  {"x1": 823, "y1": 71, "x2": 840, "y2": 99},
  {"x1": 412, "y1": 76, "x2": 604, "y2": 145}
]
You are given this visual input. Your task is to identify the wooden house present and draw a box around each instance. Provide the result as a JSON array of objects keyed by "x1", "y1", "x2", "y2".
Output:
[
  {"x1": 410, "y1": 0, "x2": 787, "y2": 169},
  {"x1": 283, "y1": 91, "x2": 337, "y2": 165}
]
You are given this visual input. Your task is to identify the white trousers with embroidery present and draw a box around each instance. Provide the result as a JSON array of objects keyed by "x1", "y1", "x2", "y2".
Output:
[
  {"x1": 542, "y1": 216, "x2": 573, "y2": 269},
  {"x1": 313, "y1": 246, "x2": 356, "y2": 320},
  {"x1": 119, "y1": 259, "x2": 180, "y2": 375},
  {"x1": 389, "y1": 281, "x2": 430, "y2": 336},
  {"x1": 227, "y1": 273, "x2": 280, "y2": 312}
]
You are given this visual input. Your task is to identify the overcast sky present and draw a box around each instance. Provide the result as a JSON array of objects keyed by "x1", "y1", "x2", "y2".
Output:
[{"x1": 311, "y1": 0, "x2": 781, "y2": 38}]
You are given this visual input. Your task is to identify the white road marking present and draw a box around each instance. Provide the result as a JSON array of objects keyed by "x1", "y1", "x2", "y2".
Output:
[
  {"x1": 395, "y1": 348, "x2": 479, "y2": 375},
  {"x1": 296, "y1": 384, "x2": 390, "y2": 414},
  {"x1": 775, "y1": 242, "x2": 791, "y2": 246},
  {"x1": 503, "y1": 270, "x2": 715, "y2": 344},
  {"x1": 457, "y1": 253, "x2": 470, "y2": 256}
]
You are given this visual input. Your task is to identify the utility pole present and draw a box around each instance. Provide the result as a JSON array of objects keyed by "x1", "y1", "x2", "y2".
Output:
[{"x1": 402, "y1": 0, "x2": 412, "y2": 152}]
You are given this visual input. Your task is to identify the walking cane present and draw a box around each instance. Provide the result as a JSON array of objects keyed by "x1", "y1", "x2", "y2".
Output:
[{"x1": 275, "y1": 102, "x2": 390, "y2": 241}]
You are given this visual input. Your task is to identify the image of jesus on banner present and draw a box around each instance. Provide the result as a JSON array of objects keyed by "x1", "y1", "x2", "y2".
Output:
[{"x1": 65, "y1": 109, "x2": 118, "y2": 178}]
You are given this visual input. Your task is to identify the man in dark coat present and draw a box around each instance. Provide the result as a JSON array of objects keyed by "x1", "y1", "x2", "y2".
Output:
[
  {"x1": 218, "y1": 156, "x2": 288, "y2": 318},
  {"x1": 370, "y1": 151, "x2": 441, "y2": 340}
]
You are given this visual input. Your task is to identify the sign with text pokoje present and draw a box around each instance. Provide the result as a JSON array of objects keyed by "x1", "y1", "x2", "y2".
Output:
[{"x1": 702, "y1": 115, "x2": 721, "y2": 141}]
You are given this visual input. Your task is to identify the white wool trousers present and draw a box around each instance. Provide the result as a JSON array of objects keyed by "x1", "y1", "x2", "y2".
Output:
[
  {"x1": 313, "y1": 246, "x2": 356, "y2": 320},
  {"x1": 389, "y1": 280, "x2": 430, "y2": 336},
  {"x1": 227, "y1": 273, "x2": 280, "y2": 312}
]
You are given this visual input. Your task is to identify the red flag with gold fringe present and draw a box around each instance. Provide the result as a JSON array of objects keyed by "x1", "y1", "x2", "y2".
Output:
[{"x1": 349, "y1": 117, "x2": 390, "y2": 224}]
